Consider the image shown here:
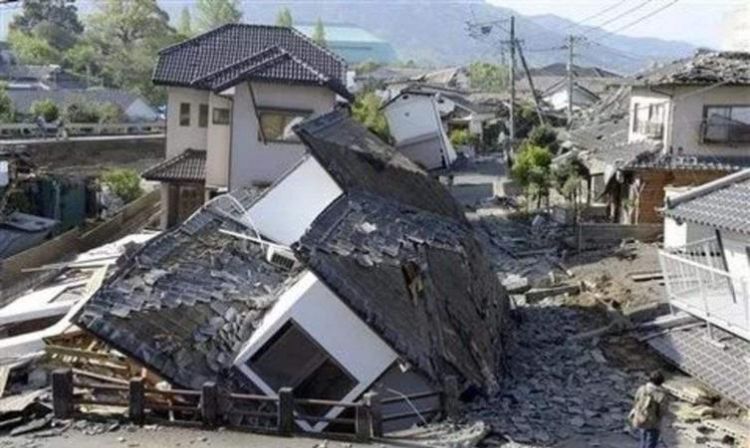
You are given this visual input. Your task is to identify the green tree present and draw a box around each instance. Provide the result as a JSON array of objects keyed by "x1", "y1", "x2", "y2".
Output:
[
  {"x1": 195, "y1": 0, "x2": 242, "y2": 32},
  {"x1": 275, "y1": 7, "x2": 293, "y2": 28},
  {"x1": 0, "y1": 85, "x2": 14, "y2": 124},
  {"x1": 526, "y1": 124, "x2": 560, "y2": 154},
  {"x1": 64, "y1": 42, "x2": 99, "y2": 83},
  {"x1": 98, "y1": 102, "x2": 124, "y2": 123},
  {"x1": 312, "y1": 18, "x2": 326, "y2": 47},
  {"x1": 552, "y1": 160, "x2": 585, "y2": 207},
  {"x1": 100, "y1": 168, "x2": 142, "y2": 204},
  {"x1": 511, "y1": 144, "x2": 552, "y2": 209},
  {"x1": 85, "y1": 0, "x2": 179, "y2": 104},
  {"x1": 450, "y1": 128, "x2": 477, "y2": 147},
  {"x1": 468, "y1": 61, "x2": 509, "y2": 92},
  {"x1": 177, "y1": 6, "x2": 193, "y2": 37},
  {"x1": 30, "y1": 99, "x2": 60, "y2": 122},
  {"x1": 10, "y1": 0, "x2": 83, "y2": 51},
  {"x1": 7, "y1": 29, "x2": 60, "y2": 65},
  {"x1": 63, "y1": 98, "x2": 100, "y2": 123},
  {"x1": 352, "y1": 92, "x2": 390, "y2": 142}
]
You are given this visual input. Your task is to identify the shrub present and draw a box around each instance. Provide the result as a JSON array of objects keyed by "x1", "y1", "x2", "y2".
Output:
[
  {"x1": 526, "y1": 124, "x2": 560, "y2": 154},
  {"x1": 63, "y1": 98, "x2": 100, "y2": 123},
  {"x1": 98, "y1": 102, "x2": 124, "y2": 123},
  {"x1": 449, "y1": 128, "x2": 472, "y2": 146},
  {"x1": 512, "y1": 144, "x2": 553, "y2": 208},
  {"x1": 30, "y1": 99, "x2": 59, "y2": 122},
  {"x1": 100, "y1": 168, "x2": 142, "y2": 204}
]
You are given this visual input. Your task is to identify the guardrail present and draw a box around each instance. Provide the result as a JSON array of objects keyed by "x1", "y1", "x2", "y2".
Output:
[
  {"x1": 0, "y1": 121, "x2": 165, "y2": 140},
  {"x1": 51, "y1": 369, "x2": 453, "y2": 441}
]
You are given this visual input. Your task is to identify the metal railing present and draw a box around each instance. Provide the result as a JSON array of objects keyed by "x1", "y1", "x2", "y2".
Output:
[
  {"x1": 0, "y1": 121, "x2": 165, "y2": 140},
  {"x1": 658, "y1": 238, "x2": 750, "y2": 339}
]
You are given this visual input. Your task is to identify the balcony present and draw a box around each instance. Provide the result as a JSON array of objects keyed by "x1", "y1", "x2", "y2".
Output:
[
  {"x1": 658, "y1": 237, "x2": 750, "y2": 340},
  {"x1": 634, "y1": 120, "x2": 664, "y2": 139}
]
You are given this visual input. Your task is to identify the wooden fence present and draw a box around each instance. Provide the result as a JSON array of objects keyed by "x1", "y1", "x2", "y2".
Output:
[{"x1": 52, "y1": 369, "x2": 452, "y2": 441}]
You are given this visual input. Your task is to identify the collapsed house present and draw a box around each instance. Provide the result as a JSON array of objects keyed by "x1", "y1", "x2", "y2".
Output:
[{"x1": 73, "y1": 110, "x2": 510, "y2": 432}]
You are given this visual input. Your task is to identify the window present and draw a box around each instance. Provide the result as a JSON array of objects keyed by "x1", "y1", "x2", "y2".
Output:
[
  {"x1": 703, "y1": 105, "x2": 750, "y2": 143},
  {"x1": 198, "y1": 104, "x2": 209, "y2": 128},
  {"x1": 212, "y1": 107, "x2": 230, "y2": 125},
  {"x1": 632, "y1": 102, "x2": 664, "y2": 138},
  {"x1": 249, "y1": 321, "x2": 356, "y2": 417},
  {"x1": 258, "y1": 109, "x2": 310, "y2": 143},
  {"x1": 179, "y1": 103, "x2": 190, "y2": 126}
]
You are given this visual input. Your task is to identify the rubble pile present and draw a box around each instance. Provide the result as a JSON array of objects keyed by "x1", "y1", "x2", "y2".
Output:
[{"x1": 466, "y1": 295, "x2": 640, "y2": 446}]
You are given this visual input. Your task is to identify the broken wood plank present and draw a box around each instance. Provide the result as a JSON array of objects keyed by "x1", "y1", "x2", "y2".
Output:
[
  {"x1": 629, "y1": 271, "x2": 664, "y2": 282},
  {"x1": 525, "y1": 283, "x2": 581, "y2": 302}
]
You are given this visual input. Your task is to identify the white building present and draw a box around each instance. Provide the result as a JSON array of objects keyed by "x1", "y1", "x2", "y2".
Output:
[{"x1": 144, "y1": 24, "x2": 352, "y2": 228}]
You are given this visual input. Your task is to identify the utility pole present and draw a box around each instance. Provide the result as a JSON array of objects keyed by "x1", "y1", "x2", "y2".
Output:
[
  {"x1": 566, "y1": 34, "x2": 575, "y2": 127},
  {"x1": 516, "y1": 40, "x2": 545, "y2": 126},
  {"x1": 508, "y1": 16, "x2": 516, "y2": 161}
]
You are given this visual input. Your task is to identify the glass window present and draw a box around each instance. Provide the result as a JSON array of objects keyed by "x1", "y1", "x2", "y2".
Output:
[
  {"x1": 704, "y1": 105, "x2": 750, "y2": 143},
  {"x1": 198, "y1": 104, "x2": 208, "y2": 128},
  {"x1": 179, "y1": 103, "x2": 190, "y2": 127},
  {"x1": 212, "y1": 107, "x2": 230, "y2": 125},
  {"x1": 258, "y1": 110, "x2": 309, "y2": 143}
]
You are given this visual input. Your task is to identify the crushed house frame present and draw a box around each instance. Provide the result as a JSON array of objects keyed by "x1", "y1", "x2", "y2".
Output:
[{"x1": 74, "y1": 110, "x2": 511, "y2": 433}]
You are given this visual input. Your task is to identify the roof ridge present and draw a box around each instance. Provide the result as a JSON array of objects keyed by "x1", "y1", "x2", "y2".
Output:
[
  {"x1": 159, "y1": 23, "x2": 294, "y2": 56},
  {"x1": 284, "y1": 52, "x2": 330, "y2": 83},
  {"x1": 190, "y1": 46, "x2": 282, "y2": 85},
  {"x1": 666, "y1": 168, "x2": 750, "y2": 209},
  {"x1": 288, "y1": 27, "x2": 347, "y2": 75}
]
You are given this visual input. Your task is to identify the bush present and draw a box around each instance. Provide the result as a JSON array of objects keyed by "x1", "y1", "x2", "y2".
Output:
[
  {"x1": 511, "y1": 144, "x2": 553, "y2": 208},
  {"x1": 526, "y1": 125, "x2": 560, "y2": 154},
  {"x1": 352, "y1": 92, "x2": 390, "y2": 142},
  {"x1": 449, "y1": 128, "x2": 474, "y2": 147},
  {"x1": 30, "y1": 99, "x2": 59, "y2": 122},
  {"x1": 100, "y1": 168, "x2": 142, "y2": 204},
  {"x1": 63, "y1": 98, "x2": 100, "y2": 123},
  {"x1": 98, "y1": 102, "x2": 124, "y2": 123}
]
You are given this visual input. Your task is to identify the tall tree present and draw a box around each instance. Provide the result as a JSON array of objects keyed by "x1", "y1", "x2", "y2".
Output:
[
  {"x1": 10, "y1": 0, "x2": 83, "y2": 51},
  {"x1": 312, "y1": 18, "x2": 326, "y2": 47},
  {"x1": 195, "y1": 0, "x2": 243, "y2": 32},
  {"x1": 177, "y1": 6, "x2": 193, "y2": 37},
  {"x1": 7, "y1": 29, "x2": 60, "y2": 65},
  {"x1": 275, "y1": 7, "x2": 293, "y2": 28},
  {"x1": 85, "y1": 0, "x2": 179, "y2": 104}
]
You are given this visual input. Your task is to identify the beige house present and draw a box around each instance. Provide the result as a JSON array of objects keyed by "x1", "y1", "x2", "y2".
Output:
[
  {"x1": 601, "y1": 51, "x2": 750, "y2": 223},
  {"x1": 143, "y1": 24, "x2": 351, "y2": 228}
]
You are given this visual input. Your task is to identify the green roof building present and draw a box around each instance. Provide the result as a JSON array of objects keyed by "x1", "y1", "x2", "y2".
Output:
[{"x1": 295, "y1": 23, "x2": 398, "y2": 64}]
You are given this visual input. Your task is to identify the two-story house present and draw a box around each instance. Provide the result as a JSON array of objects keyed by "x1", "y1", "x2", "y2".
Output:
[
  {"x1": 142, "y1": 24, "x2": 352, "y2": 228},
  {"x1": 604, "y1": 51, "x2": 750, "y2": 223}
]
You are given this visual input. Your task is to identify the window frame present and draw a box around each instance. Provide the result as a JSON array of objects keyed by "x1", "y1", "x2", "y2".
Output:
[
  {"x1": 198, "y1": 104, "x2": 209, "y2": 128},
  {"x1": 257, "y1": 107, "x2": 312, "y2": 144},
  {"x1": 179, "y1": 102, "x2": 191, "y2": 127},
  {"x1": 702, "y1": 104, "x2": 750, "y2": 144},
  {"x1": 212, "y1": 107, "x2": 231, "y2": 125}
]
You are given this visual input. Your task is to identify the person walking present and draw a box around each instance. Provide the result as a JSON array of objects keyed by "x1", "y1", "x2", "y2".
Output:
[{"x1": 629, "y1": 370, "x2": 669, "y2": 448}]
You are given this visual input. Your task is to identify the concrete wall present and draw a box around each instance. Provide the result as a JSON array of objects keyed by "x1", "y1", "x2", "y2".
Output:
[
  {"x1": 229, "y1": 82, "x2": 336, "y2": 188},
  {"x1": 166, "y1": 87, "x2": 210, "y2": 158},
  {"x1": 629, "y1": 85, "x2": 750, "y2": 157},
  {"x1": 663, "y1": 216, "x2": 714, "y2": 248},
  {"x1": 245, "y1": 157, "x2": 342, "y2": 246},
  {"x1": 205, "y1": 92, "x2": 233, "y2": 189},
  {"x1": 719, "y1": 229, "x2": 750, "y2": 280}
]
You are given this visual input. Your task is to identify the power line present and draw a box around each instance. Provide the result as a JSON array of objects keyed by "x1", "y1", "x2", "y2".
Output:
[
  {"x1": 583, "y1": 0, "x2": 655, "y2": 35},
  {"x1": 595, "y1": 0, "x2": 682, "y2": 41},
  {"x1": 564, "y1": 0, "x2": 630, "y2": 31}
]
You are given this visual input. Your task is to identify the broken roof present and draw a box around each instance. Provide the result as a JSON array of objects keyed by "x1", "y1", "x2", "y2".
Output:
[
  {"x1": 294, "y1": 109, "x2": 467, "y2": 221},
  {"x1": 153, "y1": 24, "x2": 351, "y2": 100},
  {"x1": 295, "y1": 190, "x2": 509, "y2": 392},
  {"x1": 141, "y1": 149, "x2": 206, "y2": 183},
  {"x1": 74, "y1": 187, "x2": 300, "y2": 390},
  {"x1": 664, "y1": 169, "x2": 750, "y2": 235},
  {"x1": 633, "y1": 51, "x2": 750, "y2": 86}
]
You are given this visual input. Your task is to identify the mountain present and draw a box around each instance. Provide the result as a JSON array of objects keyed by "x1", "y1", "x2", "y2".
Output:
[{"x1": 162, "y1": 0, "x2": 697, "y2": 74}]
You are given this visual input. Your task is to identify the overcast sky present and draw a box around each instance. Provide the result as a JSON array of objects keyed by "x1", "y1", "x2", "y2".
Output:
[{"x1": 490, "y1": 0, "x2": 745, "y2": 48}]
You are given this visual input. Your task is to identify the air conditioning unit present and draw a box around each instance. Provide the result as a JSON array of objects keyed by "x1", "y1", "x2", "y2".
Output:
[{"x1": 265, "y1": 246, "x2": 298, "y2": 271}]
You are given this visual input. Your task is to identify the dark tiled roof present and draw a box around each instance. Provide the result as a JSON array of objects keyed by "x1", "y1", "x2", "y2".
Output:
[
  {"x1": 74, "y1": 188, "x2": 297, "y2": 390},
  {"x1": 664, "y1": 170, "x2": 750, "y2": 235},
  {"x1": 626, "y1": 154, "x2": 750, "y2": 171},
  {"x1": 153, "y1": 24, "x2": 351, "y2": 100},
  {"x1": 142, "y1": 149, "x2": 206, "y2": 183},
  {"x1": 294, "y1": 109, "x2": 467, "y2": 221},
  {"x1": 295, "y1": 191, "x2": 510, "y2": 392},
  {"x1": 633, "y1": 51, "x2": 750, "y2": 86}
]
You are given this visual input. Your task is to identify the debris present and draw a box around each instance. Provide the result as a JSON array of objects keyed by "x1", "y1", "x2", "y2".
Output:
[{"x1": 524, "y1": 283, "x2": 580, "y2": 302}]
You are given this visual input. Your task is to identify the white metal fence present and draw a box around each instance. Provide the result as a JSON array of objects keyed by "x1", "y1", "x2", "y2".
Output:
[
  {"x1": 659, "y1": 237, "x2": 750, "y2": 339},
  {"x1": 0, "y1": 121, "x2": 165, "y2": 140}
]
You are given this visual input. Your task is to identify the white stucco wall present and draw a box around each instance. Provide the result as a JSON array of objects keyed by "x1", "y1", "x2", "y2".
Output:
[
  {"x1": 229, "y1": 82, "x2": 336, "y2": 188},
  {"x1": 719, "y1": 230, "x2": 750, "y2": 280},
  {"x1": 205, "y1": 93, "x2": 233, "y2": 189},
  {"x1": 663, "y1": 216, "x2": 714, "y2": 248},
  {"x1": 245, "y1": 157, "x2": 343, "y2": 246},
  {"x1": 545, "y1": 87, "x2": 598, "y2": 112},
  {"x1": 165, "y1": 87, "x2": 210, "y2": 158},
  {"x1": 384, "y1": 94, "x2": 441, "y2": 142},
  {"x1": 234, "y1": 271, "x2": 398, "y2": 432}
]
